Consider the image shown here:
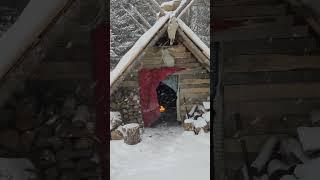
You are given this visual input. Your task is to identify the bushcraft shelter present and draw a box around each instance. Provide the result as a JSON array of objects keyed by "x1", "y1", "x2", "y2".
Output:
[{"x1": 110, "y1": 5, "x2": 210, "y2": 127}]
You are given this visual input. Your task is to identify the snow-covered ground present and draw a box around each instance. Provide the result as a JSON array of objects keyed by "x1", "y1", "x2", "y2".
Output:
[{"x1": 110, "y1": 125, "x2": 210, "y2": 180}]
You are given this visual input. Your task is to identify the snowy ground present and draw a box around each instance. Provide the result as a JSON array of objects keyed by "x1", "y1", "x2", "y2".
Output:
[{"x1": 110, "y1": 125, "x2": 210, "y2": 180}]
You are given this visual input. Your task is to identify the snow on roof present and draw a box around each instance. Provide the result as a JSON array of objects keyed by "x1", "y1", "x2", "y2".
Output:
[
  {"x1": 0, "y1": 0, "x2": 68, "y2": 78},
  {"x1": 110, "y1": 14, "x2": 170, "y2": 87},
  {"x1": 176, "y1": 18, "x2": 210, "y2": 59},
  {"x1": 171, "y1": 0, "x2": 188, "y2": 17},
  {"x1": 111, "y1": 2, "x2": 209, "y2": 87},
  {"x1": 178, "y1": 0, "x2": 196, "y2": 18}
]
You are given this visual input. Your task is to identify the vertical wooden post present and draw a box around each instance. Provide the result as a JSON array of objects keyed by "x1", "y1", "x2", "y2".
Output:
[
  {"x1": 92, "y1": 22, "x2": 108, "y2": 180},
  {"x1": 176, "y1": 75, "x2": 181, "y2": 122},
  {"x1": 213, "y1": 42, "x2": 225, "y2": 180}
]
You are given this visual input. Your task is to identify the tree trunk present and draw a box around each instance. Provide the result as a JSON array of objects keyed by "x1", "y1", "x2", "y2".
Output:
[{"x1": 122, "y1": 123, "x2": 141, "y2": 145}]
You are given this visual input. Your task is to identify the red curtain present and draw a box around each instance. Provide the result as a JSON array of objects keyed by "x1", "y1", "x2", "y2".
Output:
[
  {"x1": 92, "y1": 23, "x2": 108, "y2": 180},
  {"x1": 139, "y1": 67, "x2": 184, "y2": 127}
]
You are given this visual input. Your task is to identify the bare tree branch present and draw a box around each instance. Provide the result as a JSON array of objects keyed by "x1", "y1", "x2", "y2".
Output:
[
  {"x1": 121, "y1": 5, "x2": 147, "y2": 32},
  {"x1": 143, "y1": 0, "x2": 158, "y2": 17},
  {"x1": 130, "y1": 4, "x2": 152, "y2": 28},
  {"x1": 147, "y1": 0, "x2": 165, "y2": 14},
  {"x1": 173, "y1": 0, "x2": 192, "y2": 18}
]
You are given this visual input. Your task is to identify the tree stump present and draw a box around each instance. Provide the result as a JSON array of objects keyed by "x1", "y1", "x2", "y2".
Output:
[{"x1": 122, "y1": 123, "x2": 141, "y2": 145}]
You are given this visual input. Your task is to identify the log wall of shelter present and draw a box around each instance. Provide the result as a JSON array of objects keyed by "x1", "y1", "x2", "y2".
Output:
[
  {"x1": 223, "y1": 54, "x2": 320, "y2": 137},
  {"x1": 111, "y1": 44, "x2": 210, "y2": 123},
  {"x1": 141, "y1": 45, "x2": 210, "y2": 121},
  {"x1": 214, "y1": 0, "x2": 320, "y2": 178}
]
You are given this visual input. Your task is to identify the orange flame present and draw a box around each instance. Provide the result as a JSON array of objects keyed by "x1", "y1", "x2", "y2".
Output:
[{"x1": 160, "y1": 105, "x2": 166, "y2": 113}]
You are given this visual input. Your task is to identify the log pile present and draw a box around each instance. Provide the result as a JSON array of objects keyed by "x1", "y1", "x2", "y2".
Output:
[
  {"x1": 241, "y1": 127, "x2": 320, "y2": 180},
  {"x1": 110, "y1": 87, "x2": 143, "y2": 126},
  {"x1": 110, "y1": 112, "x2": 142, "y2": 145},
  {"x1": 182, "y1": 103, "x2": 210, "y2": 134},
  {"x1": 0, "y1": 88, "x2": 101, "y2": 180}
]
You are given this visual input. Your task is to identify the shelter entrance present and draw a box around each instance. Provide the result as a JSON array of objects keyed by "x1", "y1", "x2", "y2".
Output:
[
  {"x1": 139, "y1": 68, "x2": 182, "y2": 127},
  {"x1": 154, "y1": 75, "x2": 179, "y2": 127}
]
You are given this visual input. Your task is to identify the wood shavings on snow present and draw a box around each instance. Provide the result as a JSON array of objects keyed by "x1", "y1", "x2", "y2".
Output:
[
  {"x1": 111, "y1": 126, "x2": 209, "y2": 180},
  {"x1": 110, "y1": 14, "x2": 170, "y2": 87}
]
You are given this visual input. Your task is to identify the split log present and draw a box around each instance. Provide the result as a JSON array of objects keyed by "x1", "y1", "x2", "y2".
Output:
[
  {"x1": 111, "y1": 129, "x2": 123, "y2": 140},
  {"x1": 183, "y1": 119, "x2": 194, "y2": 131},
  {"x1": 122, "y1": 123, "x2": 141, "y2": 145}
]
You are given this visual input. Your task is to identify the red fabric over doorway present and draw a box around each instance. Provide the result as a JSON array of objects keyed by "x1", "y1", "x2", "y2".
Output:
[{"x1": 139, "y1": 67, "x2": 184, "y2": 127}]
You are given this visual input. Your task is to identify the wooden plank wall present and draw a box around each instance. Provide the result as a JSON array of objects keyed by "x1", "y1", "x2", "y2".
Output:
[
  {"x1": 223, "y1": 54, "x2": 320, "y2": 137},
  {"x1": 214, "y1": 0, "x2": 320, "y2": 176},
  {"x1": 141, "y1": 45, "x2": 210, "y2": 121}
]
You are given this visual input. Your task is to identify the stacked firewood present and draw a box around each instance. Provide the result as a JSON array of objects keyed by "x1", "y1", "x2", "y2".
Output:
[
  {"x1": 0, "y1": 89, "x2": 101, "y2": 180},
  {"x1": 110, "y1": 87, "x2": 142, "y2": 125},
  {"x1": 182, "y1": 102, "x2": 210, "y2": 134},
  {"x1": 242, "y1": 127, "x2": 320, "y2": 180}
]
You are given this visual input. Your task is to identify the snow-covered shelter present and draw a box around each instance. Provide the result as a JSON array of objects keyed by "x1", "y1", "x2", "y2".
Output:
[{"x1": 110, "y1": 0, "x2": 210, "y2": 127}]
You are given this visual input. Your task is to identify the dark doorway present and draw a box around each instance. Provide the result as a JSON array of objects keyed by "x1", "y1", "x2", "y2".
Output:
[{"x1": 152, "y1": 75, "x2": 179, "y2": 127}]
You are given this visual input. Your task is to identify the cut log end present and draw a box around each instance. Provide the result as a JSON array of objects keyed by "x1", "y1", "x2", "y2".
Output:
[{"x1": 122, "y1": 123, "x2": 141, "y2": 145}]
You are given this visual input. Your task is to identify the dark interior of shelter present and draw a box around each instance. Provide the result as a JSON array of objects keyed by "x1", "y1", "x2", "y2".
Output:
[{"x1": 154, "y1": 77, "x2": 178, "y2": 127}]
